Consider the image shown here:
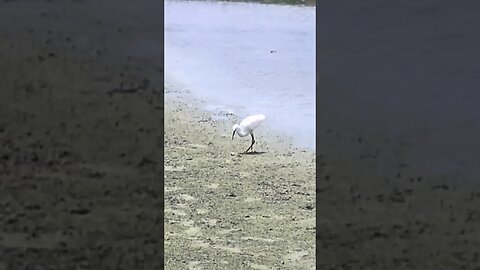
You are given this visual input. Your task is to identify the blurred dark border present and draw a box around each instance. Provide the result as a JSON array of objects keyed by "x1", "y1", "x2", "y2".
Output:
[
  {"x1": 0, "y1": 0, "x2": 165, "y2": 268},
  {"x1": 317, "y1": 0, "x2": 480, "y2": 269}
]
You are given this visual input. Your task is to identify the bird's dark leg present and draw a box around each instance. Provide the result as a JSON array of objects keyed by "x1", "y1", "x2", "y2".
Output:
[{"x1": 245, "y1": 132, "x2": 255, "y2": 153}]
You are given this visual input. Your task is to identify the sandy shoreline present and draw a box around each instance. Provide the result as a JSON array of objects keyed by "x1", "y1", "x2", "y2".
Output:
[{"x1": 164, "y1": 88, "x2": 316, "y2": 268}]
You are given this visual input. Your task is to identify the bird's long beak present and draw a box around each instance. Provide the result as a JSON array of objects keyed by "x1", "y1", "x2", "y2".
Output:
[{"x1": 232, "y1": 130, "x2": 236, "y2": 140}]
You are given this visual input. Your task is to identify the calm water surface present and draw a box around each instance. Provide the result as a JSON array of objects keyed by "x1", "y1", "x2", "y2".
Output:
[{"x1": 165, "y1": 0, "x2": 315, "y2": 150}]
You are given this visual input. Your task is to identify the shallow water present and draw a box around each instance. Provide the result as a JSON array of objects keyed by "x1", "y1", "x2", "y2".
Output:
[{"x1": 165, "y1": 0, "x2": 315, "y2": 150}]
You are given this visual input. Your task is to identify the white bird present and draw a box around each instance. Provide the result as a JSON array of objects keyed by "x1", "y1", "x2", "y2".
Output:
[{"x1": 232, "y1": 114, "x2": 266, "y2": 153}]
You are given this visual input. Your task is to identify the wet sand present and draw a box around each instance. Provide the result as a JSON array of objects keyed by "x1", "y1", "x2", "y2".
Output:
[
  {"x1": 164, "y1": 89, "x2": 315, "y2": 268},
  {"x1": 0, "y1": 1, "x2": 162, "y2": 268}
]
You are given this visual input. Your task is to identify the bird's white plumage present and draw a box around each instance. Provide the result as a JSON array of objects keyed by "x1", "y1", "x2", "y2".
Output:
[
  {"x1": 234, "y1": 114, "x2": 265, "y2": 137},
  {"x1": 231, "y1": 114, "x2": 266, "y2": 153}
]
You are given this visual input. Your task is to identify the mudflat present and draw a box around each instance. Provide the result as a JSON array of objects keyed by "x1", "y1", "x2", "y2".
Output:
[{"x1": 164, "y1": 93, "x2": 316, "y2": 269}]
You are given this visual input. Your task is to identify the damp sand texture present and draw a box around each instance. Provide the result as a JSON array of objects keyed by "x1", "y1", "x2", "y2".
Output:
[{"x1": 164, "y1": 97, "x2": 316, "y2": 269}]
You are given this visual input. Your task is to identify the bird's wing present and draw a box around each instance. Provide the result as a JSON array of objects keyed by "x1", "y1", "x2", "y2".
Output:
[{"x1": 240, "y1": 114, "x2": 266, "y2": 130}]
